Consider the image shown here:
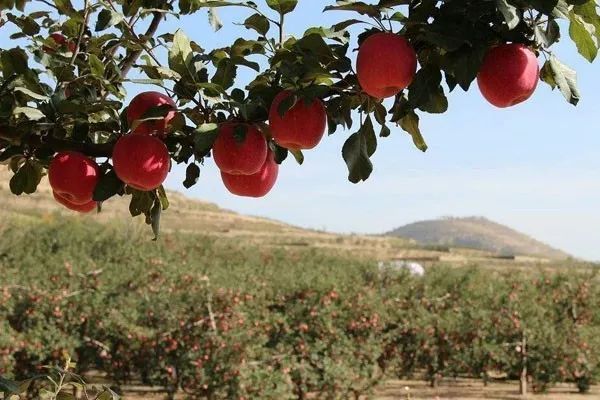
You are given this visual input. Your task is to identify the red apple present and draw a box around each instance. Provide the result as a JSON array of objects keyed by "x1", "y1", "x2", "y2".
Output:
[
  {"x1": 268, "y1": 91, "x2": 327, "y2": 150},
  {"x1": 112, "y1": 134, "x2": 170, "y2": 191},
  {"x1": 356, "y1": 32, "x2": 417, "y2": 99},
  {"x1": 127, "y1": 91, "x2": 177, "y2": 136},
  {"x1": 44, "y1": 33, "x2": 76, "y2": 53},
  {"x1": 221, "y1": 151, "x2": 278, "y2": 198},
  {"x1": 477, "y1": 44, "x2": 539, "y2": 108},
  {"x1": 48, "y1": 151, "x2": 100, "y2": 205},
  {"x1": 53, "y1": 191, "x2": 96, "y2": 213},
  {"x1": 212, "y1": 122, "x2": 268, "y2": 175}
]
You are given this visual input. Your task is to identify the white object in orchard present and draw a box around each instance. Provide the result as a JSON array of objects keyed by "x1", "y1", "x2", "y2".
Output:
[{"x1": 378, "y1": 260, "x2": 425, "y2": 277}]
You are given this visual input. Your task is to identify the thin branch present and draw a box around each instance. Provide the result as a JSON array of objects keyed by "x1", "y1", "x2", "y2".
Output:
[
  {"x1": 39, "y1": 0, "x2": 58, "y2": 10},
  {"x1": 117, "y1": 10, "x2": 163, "y2": 78},
  {"x1": 69, "y1": 0, "x2": 91, "y2": 66},
  {"x1": 240, "y1": 4, "x2": 279, "y2": 25},
  {"x1": 23, "y1": 135, "x2": 116, "y2": 158}
]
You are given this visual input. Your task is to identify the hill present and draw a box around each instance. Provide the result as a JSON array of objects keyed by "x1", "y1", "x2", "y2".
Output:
[
  {"x1": 0, "y1": 168, "x2": 415, "y2": 261},
  {"x1": 0, "y1": 169, "x2": 584, "y2": 269},
  {"x1": 387, "y1": 216, "x2": 569, "y2": 260}
]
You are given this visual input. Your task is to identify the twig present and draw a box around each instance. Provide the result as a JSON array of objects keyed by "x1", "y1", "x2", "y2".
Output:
[
  {"x1": 69, "y1": 0, "x2": 90, "y2": 66},
  {"x1": 206, "y1": 291, "x2": 218, "y2": 334},
  {"x1": 39, "y1": 0, "x2": 58, "y2": 10},
  {"x1": 115, "y1": 9, "x2": 163, "y2": 77}
]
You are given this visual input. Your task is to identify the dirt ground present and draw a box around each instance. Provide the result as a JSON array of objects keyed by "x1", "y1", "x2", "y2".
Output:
[
  {"x1": 119, "y1": 379, "x2": 600, "y2": 399},
  {"x1": 377, "y1": 379, "x2": 600, "y2": 399}
]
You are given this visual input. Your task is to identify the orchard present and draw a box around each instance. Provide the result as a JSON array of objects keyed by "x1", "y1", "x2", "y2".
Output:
[{"x1": 0, "y1": 0, "x2": 599, "y2": 237}]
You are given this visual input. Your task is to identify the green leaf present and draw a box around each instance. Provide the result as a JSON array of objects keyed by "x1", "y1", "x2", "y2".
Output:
[
  {"x1": 89, "y1": 54, "x2": 105, "y2": 76},
  {"x1": 290, "y1": 148, "x2": 304, "y2": 165},
  {"x1": 408, "y1": 66, "x2": 448, "y2": 113},
  {"x1": 535, "y1": 19, "x2": 561, "y2": 47},
  {"x1": 183, "y1": 163, "x2": 200, "y2": 188},
  {"x1": 129, "y1": 189, "x2": 154, "y2": 217},
  {"x1": 95, "y1": 9, "x2": 123, "y2": 31},
  {"x1": 56, "y1": 391, "x2": 76, "y2": 400},
  {"x1": 212, "y1": 58, "x2": 238, "y2": 89},
  {"x1": 150, "y1": 198, "x2": 162, "y2": 240},
  {"x1": 569, "y1": 10, "x2": 598, "y2": 62},
  {"x1": 496, "y1": 0, "x2": 520, "y2": 30},
  {"x1": 342, "y1": 116, "x2": 377, "y2": 183},
  {"x1": 544, "y1": 56, "x2": 581, "y2": 105},
  {"x1": 399, "y1": 111, "x2": 428, "y2": 152},
  {"x1": 0, "y1": 376, "x2": 22, "y2": 395},
  {"x1": 1, "y1": 47, "x2": 28, "y2": 77},
  {"x1": 157, "y1": 185, "x2": 169, "y2": 210},
  {"x1": 93, "y1": 169, "x2": 123, "y2": 202},
  {"x1": 443, "y1": 46, "x2": 487, "y2": 91},
  {"x1": 10, "y1": 159, "x2": 42, "y2": 195},
  {"x1": 193, "y1": 123, "x2": 219, "y2": 157},
  {"x1": 270, "y1": 142, "x2": 288, "y2": 164},
  {"x1": 169, "y1": 30, "x2": 195, "y2": 80},
  {"x1": 323, "y1": 2, "x2": 380, "y2": 18},
  {"x1": 13, "y1": 106, "x2": 45, "y2": 120},
  {"x1": 266, "y1": 0, "x2": 298, "y2": 15},
  {"x1": 243, "y1": 13, "x2": 270, "y2": 36},
  {"x1": 573, "y1": 1, "x2": 600, "y2": 36},
  {"x1": 13, "y1": 86, "x2": 49, "y2": 101},
  {"x1": 54, "y1": 0, "x2": 75, "y2": 16},
  {"x1": 96, "y1": 388, "x2": 120, "y2": 400}
]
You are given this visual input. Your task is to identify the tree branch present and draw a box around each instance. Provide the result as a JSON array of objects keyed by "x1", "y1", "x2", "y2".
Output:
[
  {"x1": 26, "y1": 136, "x2": 116, "y2": 158},
  {"x1": 69, "y1": 0, "x2": 90, "y2": 66},
  {"x1": 119, "y1": 11, "x2": 163, "y2": 78}
]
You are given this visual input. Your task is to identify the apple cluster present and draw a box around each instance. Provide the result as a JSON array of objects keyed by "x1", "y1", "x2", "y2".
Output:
[
  {"x1": 48, "y1": 87, "x2": 329, "y2": 212},
  {"x1": 49, "y1": 91, "x2": 173, "y2": 213},
  {"x1": 356, "y1": 32, "x2": 540, "y2": 108},
  {"x1": 213, "y1": 91, "x2": 327, "y2": 198}
]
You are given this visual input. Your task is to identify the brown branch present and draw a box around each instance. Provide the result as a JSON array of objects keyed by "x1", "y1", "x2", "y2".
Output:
[
  {"x1": 119, "y1": 11, "x2": 163, "y2": 78},
  {"x1": 69, "y1": 0, "x2": 90, "y2": 66},
  {"x1": 39, "y1": 0, "x2": 58, "y2": 10},
  {"x1": 23, "y1": 136, "x2": 116, "y2": 158}
]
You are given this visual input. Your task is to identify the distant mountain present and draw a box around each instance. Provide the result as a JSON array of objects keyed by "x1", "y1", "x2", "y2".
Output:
[{"x1": 387, "y1": 217, "x2": 570, "y2": 260}]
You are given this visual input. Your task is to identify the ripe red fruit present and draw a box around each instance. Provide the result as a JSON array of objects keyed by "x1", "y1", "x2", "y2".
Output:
[
  {"x1": 356, "y1": 32, "x2": 417, "y2": 99},
  {"x1": 477, "y1": 43, "x2": 540, "y2": 108},
  {"x1": 112, "y1": 134, "x2": 170, "y2": 191},
  {"x1": 127, "y1": 91, "x2": 177, "y2": 136},
  {"x1": 53, "y1": 192, "x2": 96, "y2": 213},
  {"x1": 221, "y1": 151, "x2": 278, "y2": 198},
  {"x1": 268, "y1": 91, "x2": 327, "y2": 150},
  {"x1": 213, "y1": 122, "x2": 268, "y2": 175},
  {"x1": 44, "y1": 33, "x2": 76, "y2": 53},
  {"x1": 48, "y1": 151, "x2": 100, "y2": 205}
]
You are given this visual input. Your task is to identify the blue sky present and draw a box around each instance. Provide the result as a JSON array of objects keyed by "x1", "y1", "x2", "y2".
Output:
[{"x1": 4, "y1": 3, "x2": 600, "y2": 260}]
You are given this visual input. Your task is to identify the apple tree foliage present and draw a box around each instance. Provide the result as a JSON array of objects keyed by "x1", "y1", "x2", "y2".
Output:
[{"x1": 0, "y1": 0, "x2": 598, "y2": 230}]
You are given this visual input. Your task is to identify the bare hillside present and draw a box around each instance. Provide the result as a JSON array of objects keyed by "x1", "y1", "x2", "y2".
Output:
[{"x1": 387, "y1": 217, "x2": 569, "y2": 260}]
